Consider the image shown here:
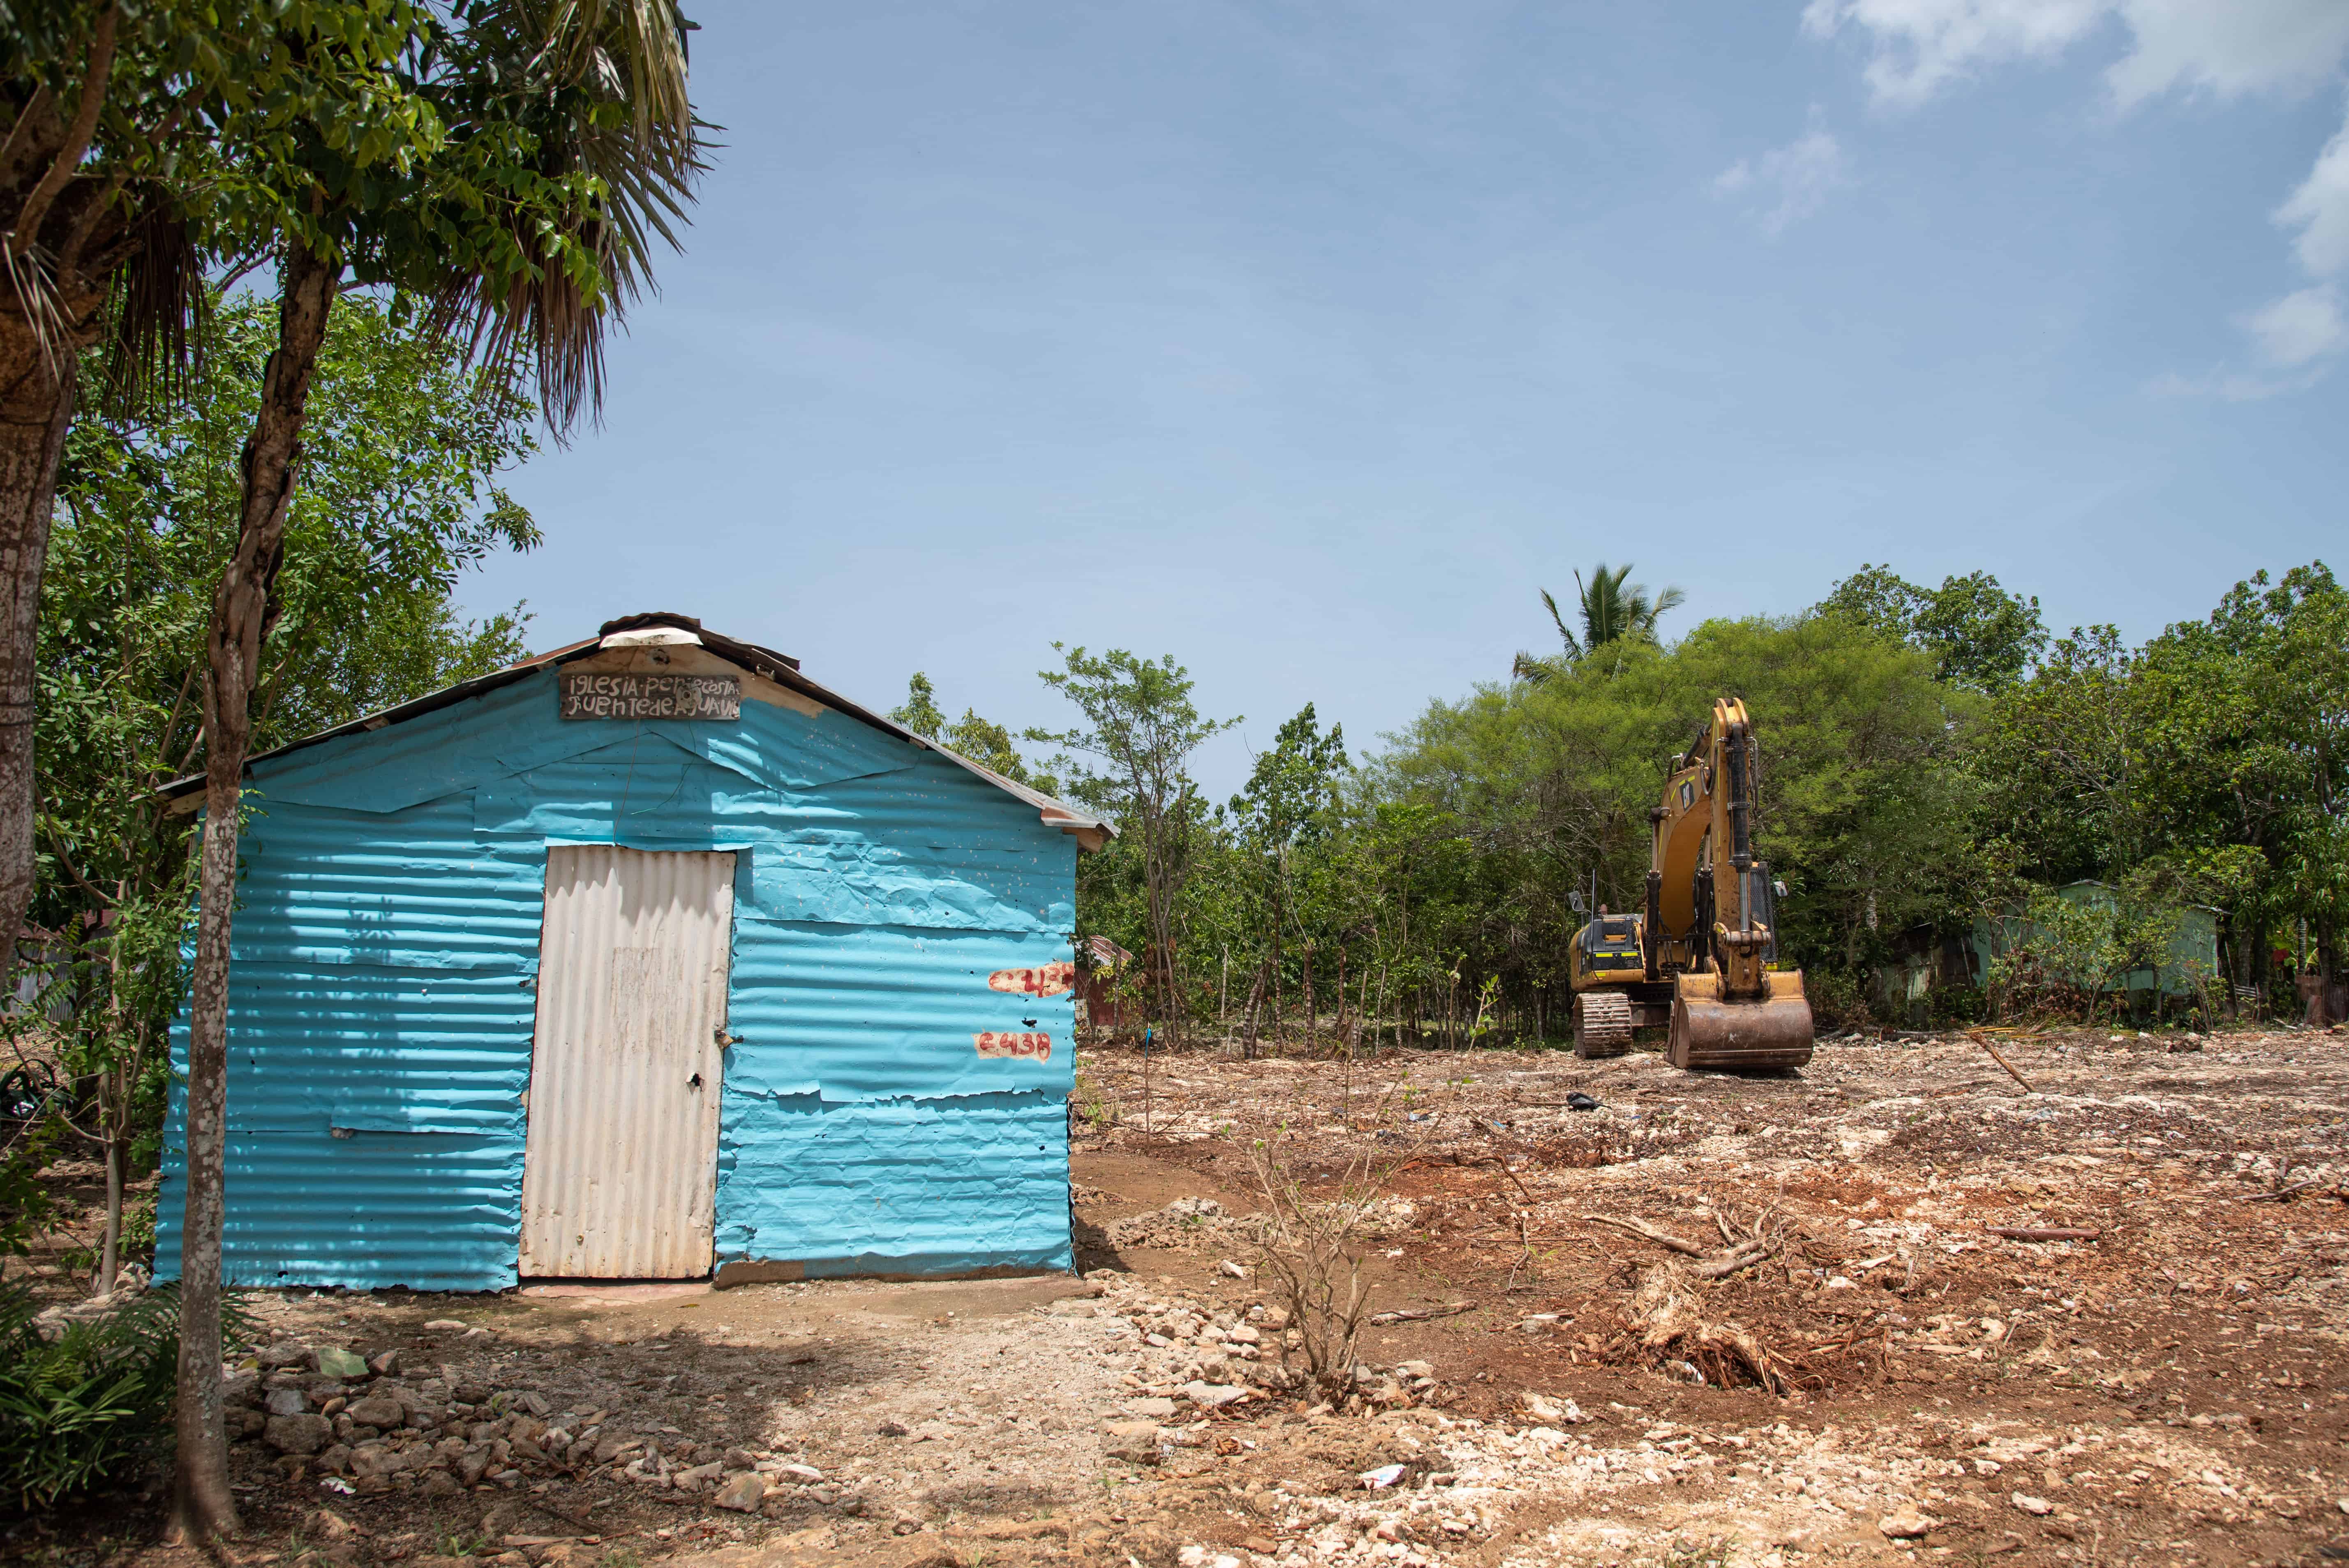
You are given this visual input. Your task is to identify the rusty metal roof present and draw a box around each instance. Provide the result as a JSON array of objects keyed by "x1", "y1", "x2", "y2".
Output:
[{"x1": 158, "y1": 611, "x2": 1113, "y2": 843}]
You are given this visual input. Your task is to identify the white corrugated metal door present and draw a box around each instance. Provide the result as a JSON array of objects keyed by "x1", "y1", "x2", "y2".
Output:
[{"x1": 520, "y1": 846, "x2": 735, "y2": 1277}]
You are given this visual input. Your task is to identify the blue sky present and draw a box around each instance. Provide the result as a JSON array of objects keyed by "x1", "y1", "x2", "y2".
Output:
[{"x1": 460, "y1": 1, "x2": 2349, "y2": 801}]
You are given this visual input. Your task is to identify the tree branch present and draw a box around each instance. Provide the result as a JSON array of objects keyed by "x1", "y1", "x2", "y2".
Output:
[{"x1": 10, "y1": 5, "x2": 119, "y2": 258}]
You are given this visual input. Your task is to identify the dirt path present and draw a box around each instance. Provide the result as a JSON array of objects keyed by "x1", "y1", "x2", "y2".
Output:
[{"x1": 9, "y1": 1027, "x2": 2347, "y2": 1568}]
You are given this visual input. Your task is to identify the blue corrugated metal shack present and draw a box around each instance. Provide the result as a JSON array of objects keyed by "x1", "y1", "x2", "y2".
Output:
[{"x1": 153, "y1": 613, "x2": 1106, "y2": 1291}]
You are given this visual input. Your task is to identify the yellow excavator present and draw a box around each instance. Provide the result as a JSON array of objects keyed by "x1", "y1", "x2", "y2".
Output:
[{"x1": 1566, "y1": 697, "x2": 1815, "y2": 1070}]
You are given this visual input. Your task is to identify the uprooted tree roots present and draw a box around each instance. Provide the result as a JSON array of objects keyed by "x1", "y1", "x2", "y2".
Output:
[
  {"x1": 1573, "y1": 1199, "x2": 1855, "y2": 1395},
  {"x1": 1612, "y1": 1259, "x2": 1794, "y2": 1395}
]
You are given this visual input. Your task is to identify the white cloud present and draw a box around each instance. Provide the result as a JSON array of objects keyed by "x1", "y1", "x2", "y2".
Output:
[
  {"x1": 1802, "y1": 0, "x2": 2349, "y2": 390},
  {"x1": 2106, "y1": 0, "x2": 2349, "y2": 105},
  {"x1": 1715, "y1": 114, "x2": 1851, "y2": 235},
  {"x1": 2276, "y1": 106, "x2": 2349, "y2": 275},
  {"x1": 1798, "y1": 0, "x2": 2108, "y2": 106},
  {"x1": 1800, "y1": 0, "x2": 2349, "y2": 109},
  {"x1": 2240, "y1": 284, "x2": 2347, "y2": 367}
]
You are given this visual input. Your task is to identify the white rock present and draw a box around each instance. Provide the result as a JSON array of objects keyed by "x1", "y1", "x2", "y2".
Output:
[
  {"x1": 1878, "y1": 1509, "x2": 1933, "y2": 1540},
  {"x1": 1182, "y1": 1381, "x2": 1248, "y2": 1409},
  {"x1": 1218, "y1": 1259, "x2": 1248, "y2": 1279},
  {"x1": 2012, "y1": 1492, "x2": 2053, "y2": 1516},
  {"x1": 778, "y1": 1462, "x2": 824, "y2": 1482},
  {"x1": 422, "y1": 1319, "x2": 468, "y2": 1332}
]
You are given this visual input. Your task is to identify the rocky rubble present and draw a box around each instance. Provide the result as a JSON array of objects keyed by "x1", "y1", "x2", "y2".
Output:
[
  {"x1": 1089, "y1": 1270, "x2": 1453, "y2": 1416},
  {"x1": 226, "y1": 1336, "x2": 816, "y2": 1516}
]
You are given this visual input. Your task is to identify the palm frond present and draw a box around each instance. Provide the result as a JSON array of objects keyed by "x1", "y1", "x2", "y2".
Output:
[
  {"x1": 531, "y1": 0, "x2": 696, "y2": 152},
  {"x1": 1511, "y1": 650, "x2": 1559, "y2": 684},
  {"x1": 429, "y1": 0, "x2": 708, "y2": 435},
  {"x1": 1539, "y1": 587, "x2": 1584, "y2": 659},
  {"x1": 1580, "y1": 563, "x2": 1636, "y2": 648}
]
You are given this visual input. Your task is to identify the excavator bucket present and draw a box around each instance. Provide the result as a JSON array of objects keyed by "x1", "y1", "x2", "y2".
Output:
[{"x1": 1666, "y1": 971, "x2": 1814, "y2": 1071}]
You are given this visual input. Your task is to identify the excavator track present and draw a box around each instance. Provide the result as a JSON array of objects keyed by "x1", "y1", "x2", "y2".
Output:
[{"x1": 1572, "y1": 991, "x2": 1635, "y2": 1058}]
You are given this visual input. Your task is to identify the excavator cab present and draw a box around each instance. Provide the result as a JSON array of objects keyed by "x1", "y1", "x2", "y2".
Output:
[
  {"x1": 1567, "y1": 911, "x2": 1665, "y2": 1058},
  {"x1": 1573, "y1": 913, "x2": 1645, "y2": 980}
]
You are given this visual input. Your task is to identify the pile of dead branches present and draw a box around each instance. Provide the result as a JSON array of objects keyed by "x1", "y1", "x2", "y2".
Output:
[{"x1": 1580, "y1": 1204, "x2": 1809, "y2": 1393}]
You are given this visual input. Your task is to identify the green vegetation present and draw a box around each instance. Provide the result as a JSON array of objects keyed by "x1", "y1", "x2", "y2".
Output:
[
  {"x1": 1512, "y1": 562, "x2": 1687, "y2": 681},
  {"x1": 889, "y1": 672, "x2": 1058, "y2": 794},
  {"x1": 9, "y1": 290, "x2": 541, "y2": 1309},
  {"x1": 0, "y1": 1278, "x2": 245, "y2": 1510},
  {"x1": 1035, "y1": 561, "x2": 2345, "y2": 1042}
]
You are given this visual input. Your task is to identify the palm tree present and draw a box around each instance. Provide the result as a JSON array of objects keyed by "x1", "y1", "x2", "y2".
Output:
[
  {"x1": 171, "y1": 2, "x2": 704, "y2": 1542},
  {"x1": 1512, "y1": 563, "x2": 1686, "y2": 681}
]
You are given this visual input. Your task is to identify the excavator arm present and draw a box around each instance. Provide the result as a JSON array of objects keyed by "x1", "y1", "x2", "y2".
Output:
[
  {"x1": 1567, "y1": 697, "x2": 1813, "y2": 1070},
  {"x1": 1656, "y1": 698, "x2": 1812, "y2": 1068}
]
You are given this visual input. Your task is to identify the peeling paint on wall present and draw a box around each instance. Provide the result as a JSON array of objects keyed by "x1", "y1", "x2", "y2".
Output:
[
  {"x1": 972, "y1": 1032, "x2": 1053, "y2": 1060},
  {"x1": 987, "y1": 962, "x2": 1076, "y2": 997}
]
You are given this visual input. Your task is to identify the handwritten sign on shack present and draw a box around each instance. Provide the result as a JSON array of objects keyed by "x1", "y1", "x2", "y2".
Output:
[{"x1": 560, "y1": 672, "x2": 741, "y2": 721}]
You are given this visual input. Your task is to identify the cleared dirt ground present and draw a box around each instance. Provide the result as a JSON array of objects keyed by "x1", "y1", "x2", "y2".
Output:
[{"x1": 8, "y1": 1025, "x2": 2349, "y2": 1568}]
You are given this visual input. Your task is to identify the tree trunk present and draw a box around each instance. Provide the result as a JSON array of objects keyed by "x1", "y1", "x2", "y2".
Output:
[
  {"x1": 1335, "y1": 948, "x2": 1347, "y2": 1059},
  {"x1": 0, "y1": 319, "x2": 79, "y2": 961},
  {"x1": 171, "y1": 244, "x2": 337, "y2": 1545},
  {"x1": 1303, "y1": 951, "x2": 1315, "y2": 1059},
  {"x1": 96, "y1": 893, "x2": 126, "y2": 1296},
  {"x1": 1240, "y1": 962, "x2": 1266, "y2": 1060},
  {"x1": 99, "y1": 1110, "x2": 121, "y2": 1290}
]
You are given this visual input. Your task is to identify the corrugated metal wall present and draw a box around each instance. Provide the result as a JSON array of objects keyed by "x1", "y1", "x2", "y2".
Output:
[{"x1": 158, "y1": 666, "x2": 1077, "y2": 1290}]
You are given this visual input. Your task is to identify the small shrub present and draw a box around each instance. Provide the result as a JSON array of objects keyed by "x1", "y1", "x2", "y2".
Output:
[
  {"x1": 1924, "y1": 984, "x2": 1986, "y2": 1028},
  {"x1": 1802, "y1": 969, "x2": 1873, "y2": 1032},
  {"x1": 1247, "y1": 1129, "x2": 1407, "y2": 1400},
  {"x1": 0, "y1": 1278, "x2": 245, "y2": 1508}
]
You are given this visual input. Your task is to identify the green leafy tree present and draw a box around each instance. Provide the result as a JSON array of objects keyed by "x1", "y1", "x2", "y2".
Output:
[
  {"x1": 27, "y1": 291, "x2": 537, "y2": 1341},
  {"x1": 1512, "y1": 563, "x2": 1685, "y2": 681},
  {"x1": 2129, "y1": 564, "x2": 2348, "y2": 995},
  {"x1": 1818, "y1": 564, "x2": 2046, "y2": 693},
  {"x1": 2, "y1": 0, "x2": 438, "y2": 1008},
  {"x1": 942, "y1": 710, "x2": 1058, "y2": 795},
  {"x1": 1031, "y1": 646, "x2": 1238, "y2": 1039},
  {"x1": 1966, "y1": 562, "x2": 2344, "y2": 1013},
  {"x1": 1392, "y1": 613, "x2": 1981, "y2": 1018},
  {"x1": 890, "y1": 672, "x2": 1057, "y2": 793},
  {"x1": 167, "y1": 7, "x2": 702, "y2": 1535},
  {"x1": 889, "y1": 672, "x2": 946, "y2": 739},
  {"x1": 1218, "y1": 705, "x2": 1347, "y2": 1051}
]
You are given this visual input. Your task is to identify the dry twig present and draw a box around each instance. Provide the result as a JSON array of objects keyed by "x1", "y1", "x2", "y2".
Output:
[
  {"x1": 1986, "y1": 1225, "x2": 2100, "y2": 1242},
  {"x1": 1584, "y1": 1213, "x2": 1706, "y2": 1257},
  {"x1": 1966, "y1": 1030, "x2": 2033, "y2": 1094},
  {"x1": 1367, "y1": 1302, "x2": 1477, "y2": 1326}
]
